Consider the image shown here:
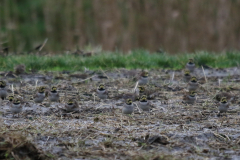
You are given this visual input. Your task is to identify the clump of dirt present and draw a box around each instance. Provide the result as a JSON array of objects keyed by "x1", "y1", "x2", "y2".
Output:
[{"x1": 0, "y1": 131, "x2": 48, "y2": 160}]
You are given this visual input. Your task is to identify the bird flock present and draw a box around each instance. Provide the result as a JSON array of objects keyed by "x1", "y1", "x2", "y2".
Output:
[{"x1": 0, "y1": 59, "x2": 230, "y2": 118}]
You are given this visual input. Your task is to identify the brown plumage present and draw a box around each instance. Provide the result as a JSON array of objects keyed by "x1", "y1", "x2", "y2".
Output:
[
  {"x1": 182, "y1": 91, "x2": 196, "y2": 104},
  {"x1": 121, "y1": 93, "x2": 138, "y2": 101},
  {"x1": 14, "y1": 64, "x2": 26, "y2": 75},
  {"x1": 218, "y1": 97, "x2": 229, "y2": 114},
  {"x1": 10, "y1": 98, "x2": 23, "y2": 117},
  {"x1": 48, "y1": 86, "x2": 60, "y2": 102},
  {"x1": 132, "y1": 71, "x2": 149, "y2": 85},
  {"x1": 215, "y1": 92, "x2": 234, "y2": 103},
  {"x1": 64, "y1": 99, "x2": 79, "y2": 112},
  {"x1": 0, "y1": 80, "x2": 8, "y2": 100},
  {"x1": 118, "y1": 86, "x2": 143, "y2": 101},
  {"x1": 185, "y1": 58, "x2": 195, "y2": 72},
  {"x1": 188, "y1": 76, "x2": 199, "y2": 91},
  {"x1": 137, "y1": 86, "x2": 158, "y2": 100},
  {"x1": 137, "y1": 71, "x2": 148, "y2": 85},
  {"x1": 183, "y1": 70, "x2": 191, "y2": 82},
  {"x1": 33, "y1": 86, "x2": 46, "y2": 103},
  {"x1": 96, "y1": 84, "x2": 108, "y2": 99}
]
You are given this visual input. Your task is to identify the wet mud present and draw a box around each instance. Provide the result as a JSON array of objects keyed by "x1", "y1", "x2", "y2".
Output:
[{"x1": 1, "y1": 67, "x2": 240, "y2": 159}]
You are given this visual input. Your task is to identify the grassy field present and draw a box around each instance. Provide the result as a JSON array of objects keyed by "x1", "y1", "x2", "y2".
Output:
[{"x1": 0, "y1": 50, "x2": 240, "y2": 71}]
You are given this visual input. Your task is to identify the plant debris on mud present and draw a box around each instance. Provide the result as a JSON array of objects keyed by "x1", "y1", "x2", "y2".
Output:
[{"x1": 1, "y1": 67, "x2": 240, "y2": 159}]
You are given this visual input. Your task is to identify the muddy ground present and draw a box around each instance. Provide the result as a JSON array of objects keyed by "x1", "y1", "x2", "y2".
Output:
[{"x1": 1, "y1": 67, "x2": 240, "y2": 160}]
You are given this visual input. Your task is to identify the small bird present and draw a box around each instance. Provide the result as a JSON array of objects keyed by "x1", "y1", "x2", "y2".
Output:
[
  {"x1": 188, "y1": 76, "x2": 199, "y2": 91},
  {"x1": 64, "y1": 99, "x2": 79, "y2": 112},
  {"x1": 97, "y1": 84, "x2": 108, "y2": 99},
  {"x1": 48, "y1": 86, "x2": 60, "y2": 102},
  {"x1": 186, "y1": 59, "x2": 195, "y2": 72},
  {"x1": 8, "y1": 95, "x2": 14, "y2": 102},
  {"x1": 137, "y1": 71, "x2": 148, "y2": 85},
  {"x1": 122, "y1": 99, "x2": 134, "y2": 115},
  {"x1": 10, "y1": 98, "x2": 23, "y2": 117},
  {"x1": 121, "y1": 92, "x2": 137, "y2": 101},
  {"x1": 34, "y1": 86, "x2": 46, "y2": 103},
  {"x1": 120, "y1": 86, "x2": 143, "y2": 101},
  {"x1": 218, "y1": 97, "x2": 229, "y2": 115},
  {"x1": 135, "y1": 86, "x2": 145, "y2": 100},
  {"x1": 0, "y1": 80, "x2": 8, "y2": 100},
  {"x1": 183, "y1": 91, "x2": 196, "y2": 104},
  {"x1": 137, "y1": 86, "x2": 158, "y2": 100},
  {"x1": 183, "y1": 70, "x2": 191, "y2": 82},
  {"x1": 6, "y1": 95, "x2": 14, "y2": 105},
  {"x1": 215, "y1": 92, "x2": 234, "y2": 103},
  {"x1": 139, "y1": 95, "x2": 150, "y2": 111},
  {"x1": 14, "y1": 64, "x2": 26, "y2": 75}
]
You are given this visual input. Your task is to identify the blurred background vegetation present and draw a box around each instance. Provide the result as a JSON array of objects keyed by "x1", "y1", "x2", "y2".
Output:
[{"x1": 0, "y1": 0, "x2": 240, "y2": 54}]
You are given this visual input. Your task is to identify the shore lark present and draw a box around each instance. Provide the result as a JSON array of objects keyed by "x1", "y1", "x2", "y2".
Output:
[
  {"x1": 215, "y1": 92, "x2": 234, "y2": 103},
  {"x1": 137, "y1": 71, "x2": 149, "y2": 85},
  {"x1": 48, "y1": 86, "x2": 60, "y2": 102},
  {"x1": 139, "y1": 95, "x2": 150, "y2": 111},
  {"x1": 34, "y1": 86, "x2": 46, "y2": 103},
  {"x1": 10, "y1": 98, "x2": 23, "y2": 117},
  {"x1": 8, "y1": 95, "x2": 14, "y2": 102},
  {"x1": 120, "y1": 86, "x2": 143, "y2": 101},
  {"x1": 186, "y1": 59, "x2": 195, "y2": 72},
  {"x1": 122, "y1": 99, "x2": 134, "y2": 115},
  {"x1": 137, "y1": 86, "x2": 146, "y2": 95},
  {"x1": 183, "y1": 91, "x2": 196, "y2": 104},
  {"x1": 121, "y1": 92, "x2": 137, "y2": 101},
  {"x1": 65, "y1": 99, "x2": 79, "y2": 112},
  {"x1": 97, "y1": 84, "x2": 108, "y2": 99},
  {"x1": 0, "y1": 80, "x2": 7, "y2": 100},
  {"x1": 118, "y1": 85, "x2": 143, "y2": 101},
  {"x1": 188, "y1": 76, "x2": 199, "y2": 91},
  {"x1": 137, "y1": 86, "x2": 158, "y2": 100},
  {"x1": 6, "y1": 95, "x2": 14, "y2": 105},
  {"x1": 183, "y1": 70, "x2": 191, "y2": 82},
  {"x1": 218, "y1": 97, "x2": 229, "y2": 115}
]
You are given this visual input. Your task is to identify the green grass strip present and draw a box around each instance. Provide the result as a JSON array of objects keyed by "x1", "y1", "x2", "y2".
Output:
[{"x1": 0, "y1": 50, "x2": 239, "y2": 71}]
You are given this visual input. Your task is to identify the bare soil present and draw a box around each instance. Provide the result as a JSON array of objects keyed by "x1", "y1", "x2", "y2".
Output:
[{"x1": 1, "y1": 67, "x2": 240, "y2": 160}]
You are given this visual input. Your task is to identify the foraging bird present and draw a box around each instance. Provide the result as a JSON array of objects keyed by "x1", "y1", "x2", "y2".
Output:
[
  {"x1": 215, "y1": 92, "x2": 234, "y2": 103},
  {"x1": 121, "y1": 92, "x2": 138, "y2": 101},
  {"x1": 97, "y1": 84, "x2": 108, "y2": 99},
  {"x1": 8, "y1": 95, "x2": 14, "y2": 102},
  {"x1": 6, "y1": 95, "x2": 14, "y2": 105},
  {"x1": 120, "y1": 86, "x2": 143, "y2": 101},
  {"x1": 139, "y1": 95, "x2": 150, "y2": 111},
  {"x1": 183, "y1": 91, "x2": 196, "y2": 104},
  {"x1": 65, "y1": 99, "x2": 79, "y2": 112},
  {"x1": 188, "y1": 76, "x2": 199, "y2": 91},
  {"x1": 138, "y1": 71, "x2": 149, "y2": 85},
  {"x1": 137, "y1": 86, "x2": 158, "y2": 100},
  {"x1": 122, "y1": 99, "x2": 134, "y2": 115},
  {"x1": 135, "y1": 86, "x2": 145, "y2": 100},
  {"x1": 218, "y1": 97, "x2": 229, "y2": 115},
  {"x1": 48, "y1": 86, "x2": 60, "y2": 102},
  {"x1": 34, "y1": 86, "x2": 46, "y2": 103},
  {"x1": 10, "y1": 98, "x2": 23, "y2": 117},
  {"x1": 186, "y1": 59, "x2": 195, "y2": 72},
  {"x1": 14, "y1": 64, "x2": 26, "y2": 75},
  {"x1": 183, "y1": 70, "x2": 191, "y2": 82},
  {"x1": 0, "y1": 80, "x2": 7, "y2": 100}
]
